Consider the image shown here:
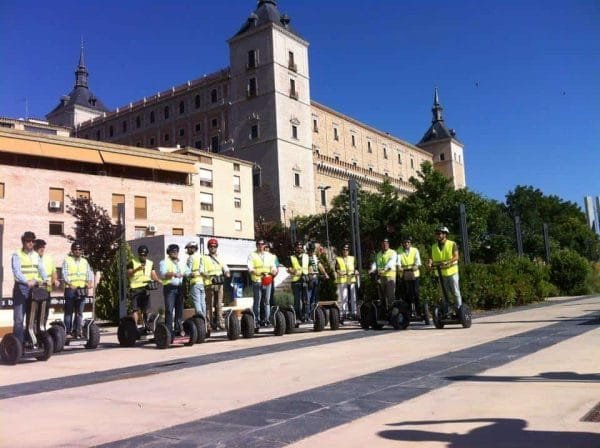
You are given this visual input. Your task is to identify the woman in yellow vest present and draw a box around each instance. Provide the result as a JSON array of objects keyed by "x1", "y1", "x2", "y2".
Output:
[
  {"x1": 288, "y1": 241, "x2": 310, "y2": 322},
  {"x1": 62, "y1": 241, "x2": 94, "y2": 337},
  {"x1": 127, "y1": 245, "x2": 159, "y2": 325},
  {"x1": 428, "y1": 226, "x2": 463, "y2": 309},
  {"x1": 335, "y1": 243, "x2": 359, "y2": 320}
]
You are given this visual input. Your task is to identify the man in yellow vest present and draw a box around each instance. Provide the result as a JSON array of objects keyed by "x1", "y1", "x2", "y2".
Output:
[
  {"x1": 335, "y1": 243, "x2": 359, "y2": 320},
  {"x1": 287, "y1": 241, "x2": 310, "y2": 322},
  {"x1": 428, "y1": 226, "x2": 463, "y2": 309},
  {"x1": 202, "y1": 238, "x2": 230, "y2": 331},
  {"x1": 62, "y1": 241, "x2": 94, "y2": 338},
  {"x1": 398, "y1": 236, "x2": 428, "y2": 322},
  {"x1": 11, "y1": 231, "x2": 46, "y2": 343},
  {"x1": 159, "y1": 244, "x2": 190, "y2": 336},
  {"x1": 127, "y1": 245, "x2": 159, "y2": 325},
  {"x1": 34, "y1": 239, "x2": 59, "y2": 293},
  {"x1": 185, "y1": 241, "x2": 206, "y2": 322},
  {"x1": 247, "y1": 239, "x2": 277, "y2": 327},
  {"x1": 369, "y1": 238, "x2": 397, "y2": 309}
]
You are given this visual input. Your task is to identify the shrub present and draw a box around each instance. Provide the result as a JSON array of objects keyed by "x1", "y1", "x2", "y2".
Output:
[{"x1": 550, "y1": 249, "x2": 592, "y2": 295}]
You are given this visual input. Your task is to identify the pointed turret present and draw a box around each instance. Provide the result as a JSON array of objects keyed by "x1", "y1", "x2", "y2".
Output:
[
  {"x1": 233, "y1": 0, "x2": 302, "y2": 39},
  {"x1": 74, "y1": 40, "x2": 89, "y2": 88},
  {"x1": 417, "y1": 88, "x2": 459, "y2": 145}
]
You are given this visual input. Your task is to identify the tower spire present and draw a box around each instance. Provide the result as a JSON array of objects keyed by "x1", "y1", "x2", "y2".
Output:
[
  {"x1": 75, "y1": 39, "x2": 89, "y2": 89},
  {"x1": 432, "y1": 87, "x2": 443, "y2": 123}
]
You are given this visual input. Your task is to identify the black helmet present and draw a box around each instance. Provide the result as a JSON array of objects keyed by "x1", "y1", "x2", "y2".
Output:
[
  {"x1": 21, "y1": 231, "x2": 36, "y2": 242},
  {"x1": 138, "y1": 245, "x2": 149, "y2": 256},
  {"x1": 71, "y1": 241, "x2": 82, "y2": 251},
  {"x1": 33, "y1": 239, "x2": 47, "y2": 250},
  {"x1": 166, "y1": 244, "x2": 179, "y2": 254},
  {"x1": 306, "y1": 242, "x2": 316, "y2": 252}
]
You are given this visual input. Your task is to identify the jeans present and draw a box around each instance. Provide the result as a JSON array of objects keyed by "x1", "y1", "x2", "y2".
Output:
[
  {"x1": 307, "y1": 275, "x2": 319, "y2": 314},
  {"x1": 403, "y1": 279, "x2": 421, "y2": 309},
  {"x1": 12, "y1": 283, "x2": 29, "y2": 343},
  {"x1": 252, "y1": 282, "x2": 271, "y2": 323},
  {"x1": 442, "y1": 274, "x2": 462, "y2": 308},
  {"x1": 292, "y1": 281, "x2": 309, "y2": 321},
  {"x1": 190, "y1": 282, "x2": 206, "y2": 317},
  {"x1": 64, "y1": 287, "x2": 86, "y2": 334},
  {"x1": 163, "y1": 284, "x2": 183, "y2": 334}
]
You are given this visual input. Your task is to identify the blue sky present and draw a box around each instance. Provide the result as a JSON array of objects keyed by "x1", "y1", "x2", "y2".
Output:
[{"x1": 1, "y1": 0, "x2": 598, "y2": 209}]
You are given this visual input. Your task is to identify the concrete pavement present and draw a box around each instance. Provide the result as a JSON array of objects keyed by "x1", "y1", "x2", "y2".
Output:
[{"x1": 0, "y1": 296, "x2": 599, "y2": 447}]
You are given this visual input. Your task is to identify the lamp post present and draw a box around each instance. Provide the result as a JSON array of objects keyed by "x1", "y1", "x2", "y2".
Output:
[
  {"x1": 282, "y1": 205, "x2": 287, "y2": 241},
  {"x1": 318, "y1": 185, "x2": 331, "y2": 259}
]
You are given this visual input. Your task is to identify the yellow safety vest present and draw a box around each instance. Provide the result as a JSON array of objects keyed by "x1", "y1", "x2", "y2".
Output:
[
  {"x1": 376, "y1": 249, "x2": 397, "y2": 279},
  {"x1": 65, "y1": 256, "x2": 90, "y2": 288},
  {"x1": 129, "y1": 257, "x2": 154, "y2": 289},
  {"x1": 398, "y1": 247, "x2": 420, "y2": 278},
  {"x1": 161, "y1": 257, "x2": 183, "y2": 286},
  {"x1": 202, "y1": 254, "x2": 226, "y2": 286},
  {"x1": 188, "y1": 253, "x2": 203, "y2": 285},
  {"x1": 290, "y1": 254, "x2": 309, "y2": 282},
  {"x1": 250, "y1": 252, "x2": 274, "y2": 282},
  {"x1": 18, "y1": 249, "x2": 40, "y2": 282},
  {"x1": 335, "y1": 256, "x2": 356, "y2": 284},
  {"x1": 431, "y1": 240, "x2": 458, "y2": 277},
  {"x1": 38, "y1": 255, "x2": 55, "y2": 292}
]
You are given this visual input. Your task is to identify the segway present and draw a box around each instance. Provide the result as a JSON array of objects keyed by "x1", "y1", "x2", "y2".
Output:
[
  {"x1": 154, "y1": 317, "x2": 197, "y2": 349},
  {"x1": 53, "y1": 288, "x2": 100, "y2": 350},
  {"x1": 398, "y1": 269, "x2": 430, "y2": 326},
  {"x1": 312, "y1": 300, "x2": 341, "y2": 332},
  {"x1": 117, "y1": 312, "x2": 161, "y2": 347},
  {"x1": 0, "y1": 286, "x2": 54, "y2": 365},
  {"x1": 360, "y1": 274, "x2": 410, "y2": 331},
  {"x1": 431, "y1": 264, "x2": 472, "y2": 329}
]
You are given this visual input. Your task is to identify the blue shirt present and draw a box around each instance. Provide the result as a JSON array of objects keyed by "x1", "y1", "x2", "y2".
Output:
[
  {"x1": 12, "y1": 250, "x2": 47, "y2": 284},
  {"x1": 62, "y1": 255, "x2": 94, "y2": 285},
  {"x1": 159, "y1": 257, "x2": 189, "y2": 286}
]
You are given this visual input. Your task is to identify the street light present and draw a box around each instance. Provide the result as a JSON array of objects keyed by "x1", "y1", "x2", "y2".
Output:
[
  {"x1": 282, "y1": 205, "x2": 288, "y2": 241},
  {"x1": 318, "y1": 185, "x2": 331, "y2": 259}
]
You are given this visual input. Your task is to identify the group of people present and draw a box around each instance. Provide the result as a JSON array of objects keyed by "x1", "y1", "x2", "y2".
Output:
[
  {"x1": 127, "y1": 239, "x2": 230, "y2": 336},
  {"x1": 11, "y1": 231, "x2": 93, "y2": 344}
]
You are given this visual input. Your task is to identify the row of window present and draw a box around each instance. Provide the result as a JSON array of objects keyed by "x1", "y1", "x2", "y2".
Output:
[
  {"x1": 247, "y1": 77, "x2": 299, "y2": 101},
  {"x1": 199, "y1": 170, "x2": 242, "y2": 192},
  {"x1": 246, "y1": 49, "x2": 297, "y2": 72}
]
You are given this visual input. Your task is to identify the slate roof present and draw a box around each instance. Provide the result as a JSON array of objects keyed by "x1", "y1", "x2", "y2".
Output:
[
  {"x1": 418, "y1": 88, "x2": 461, "y2": 145},
  {"x1": 233, "y1": 0, "x2": 302, "y2": 39}
]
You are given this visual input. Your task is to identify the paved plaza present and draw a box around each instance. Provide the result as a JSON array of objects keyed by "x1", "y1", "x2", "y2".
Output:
[{"x1": 1, "y1": 296, "x2": 599, "y2": 447}]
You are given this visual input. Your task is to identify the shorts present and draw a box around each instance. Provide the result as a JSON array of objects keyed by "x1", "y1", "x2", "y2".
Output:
[{"x1": 131, "y1": 287, "x2": 150, "y2": 311}]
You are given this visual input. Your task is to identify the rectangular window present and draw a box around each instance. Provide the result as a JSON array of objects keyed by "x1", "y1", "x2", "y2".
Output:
[
  {"x1": 333, "y1": 127, "x2": 339, "y2": 141},
  {"x1": 250, "y1": 124, "x2": 259, "y2": 140},
  {"x1": 234, "y1": 220, "x2": 242, "y2": 231},
  {"x1": 313, "y1": 119, "x2": 318, "y2": 133},
  {"x1": 179, "y1": 128, "x2": 185, "y2": 137},
  {"x1": 134, "y1": 196, "x2": 147, "y2": 219},
  {"x1": 200, "y1": 169, "x2": 213, "y2": 187},
  {"x1": 195, "y1": 123, "x2": 202, "y2": 132},
  {"x1": 247, "y1": 50, "x2": 257, "y2": 68},
  {"x1": 211, "y1": 89, "x2": 218, "y2": 103},
  {"x1": 440, "y1": 152, "x2": 445, "y2": 161},
  {"x1": 288, "y1": 51, "x2": 296, "y2": 71},
  {"x1": 294, "y1": 172, "x2": 301, "y2": 187},
  {"x1": 134, "y1": 226, "x2": 146, "y2": 239},
  {"x1": 49, "y1": 187, "x2": 64, "y2": 212},
  {"x1": 398, "y1": 153, "x2": 402, "y2": 164},
  {"x1": 112, "y1": 194, "x2": 125, "y2": 219},
  {"x1": 233, "y1": 163, "x2": 240, "y2": 172},
  {"x1": 234, "y1": 197, "x2": 242, "y2": 208},
  {"x1": 211, "y1": 135, "x2": 219, "y2": 153},
  {"x1": 351, "y1": 135, "x2": 356, "y2": 147},
  {"x1": 49, "y1": 221, "x2": 64, "y2": 236},
  {"x1": 410, "y1": 158, "x2": 414, "y2": 169},
  {"x1": 233, "y1": 175, "x2": 241, "y2": 193},
  {"x1": 383, "y1": 147, "x2": 388, "y2": 159},
  {"x1": 292, "y1": 125, "x2": 298, "y2": 139},
  {"x1": 201, "y1": 216, "x2": 214, "y2": 235},
  {"x1": 194, "y1": 140, "x2": 202, "y2": 149},
  {"x1": 248, "y1": 78, "x2": 257, "y2": 97},
  {"x1": 172, "y1": 228, "x2": 184, "y2": 236},
  {"x1": 320, "y1": 189, "x2": 327, "y2": 206},
  {"x1": 253, "y1": 168, "x2": 261, "y2": 188},
  {"x1": 200, "y1": 192, "x2": 214, "y2": 211},
  {"x1": 289, "y1": 79, "x2": 297, "y2": 99},
  {"x1": 172, "y1": 199, "x2": 183, "y2": 213},
  {"x1": 367, "y1": 141, "x2": 372, "y2": 152},
  {"x1": 0, "y1": 182, "x2": 4, "y2": 198},
  {"x1": 76, "y1": 190, "x2": 90, "y2": 200},
  {"x1": 0, "y1": 218, "x2": 4, "y2": 227}
]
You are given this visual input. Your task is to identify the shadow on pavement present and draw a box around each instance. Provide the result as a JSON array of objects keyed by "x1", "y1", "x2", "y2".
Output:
[
  {"x1": 378, "y1": 418, "x2": 600, "y2": 447},
  {"x1": 446, "y1": 371, "x2": 600, "y2": 383}
]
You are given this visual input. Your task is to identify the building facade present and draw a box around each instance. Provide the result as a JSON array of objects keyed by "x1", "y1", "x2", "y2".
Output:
[{"x1": 64, "y1": 0, "x2": 467, "y2": 222}]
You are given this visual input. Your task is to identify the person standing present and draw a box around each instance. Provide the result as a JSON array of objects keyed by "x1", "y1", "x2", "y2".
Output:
[
  {"x1": 306, "y1": 242, "x2": 329, "y2": 319},
  {"x1": 428, "y1": 226, "x2": 463, "y2": 310},
  {"x1": 265, "y1": 242, "x2": 280, "y2": 307},
  {"x1": 159, "y1": 244, "x2": 189, "y2": 336},
  {"x1": 202, "y1": 238, "x2": 230, "y2": 331},
  {"x1": 335, "y1": 243, "x2": 359, "y2": 320},
  {"x1": 369, "y1": 238, "x2": 397, "y2": 309},
  {"x1": 62, "y1": 241, "x2": 94, "y2": 338},
  {"x1": 287, "y1": 241, "x2": 310, "y2": 322},
  {"x1": 11, "y1": 231, "x2": 46, "y2": 343},
  {"x1": 34, "y1": 239, "x2": 59, "y2": 293},
  {"x1": 398, "y1": 236, "x2": 428, "y2": 322},
  {"x1": 127, "y1": 245, "x2": 159, "y2": 325},
  {"x1": 185, "y1": 241, "x2": 206, "y2": 320},
  {"x1": 247, "y1": 239, "x2": 277, "y2": 327}
]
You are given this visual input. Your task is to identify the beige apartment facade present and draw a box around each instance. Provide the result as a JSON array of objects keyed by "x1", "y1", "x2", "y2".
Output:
[
  {"x1": 0, "y1": 128, "x2": 254, "y2": 299},
  {"x1": 65, "y1": 1, "x2": 466, "y2": 223}
]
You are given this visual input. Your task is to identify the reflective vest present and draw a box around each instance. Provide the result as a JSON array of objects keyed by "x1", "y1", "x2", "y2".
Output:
[
  {"x1": 398, "y1": 247, "x2": 420, "y2": 278},
  {"x1": 18, "y1": 249, "x2": 40, "y2": 282},
  {"x1": 335, "y1": 256, "x2": 356, "y2": 284},
  {"x1": 202, "y1": 254, "x2": 226, "y2": 286},
  {"x1": 39, "y1": 255, "x2": 55, "y2": 292},
  {"x1": 187, "y1": 253, "x2": 203, "y2": 285},
  {"x1": 161, "y1": 257, "x2": 185, "y2": 286},
  {"x1": 376, "y1": 249, "x2": 397, "y2": 279},
  {"x1": 129, "y1": 257, "x2": 154, "y2": 289},
  {"x1": 431, "y1": 240, "x2": 458, "y2": 277},
  {"x1": 290, "y1": 253, "x2": 309, "y2": 282},
  {"x1": 250, "y1": 252, "x2": 275, "y2": 282},
  {"x1": 65, "y1": 256, "x2": 90, "y2": 288}
]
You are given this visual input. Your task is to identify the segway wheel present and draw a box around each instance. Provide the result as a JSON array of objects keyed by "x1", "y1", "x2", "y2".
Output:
[
  {"x1": 0, "y1": 333, "x2": 22, "y2": 365},
  {"x1": 401, "y1": 311, "x2": 411, "y2": 330},
  {"x1": 433, "y1": 307, "x2": 445, "y2": 329},
  {"x1": 389, "y1": 307, "x2": 403, "y2": 330},
  {"x1": 85, "y1": 323, "x2": 101, "y2": 349},
  {"x1": 329, "y1": 307, "x2": 340, "y2": 330},
  {"x1": 48, "y1": 325, "x2": 66, "y2": 352},
  {"x1": 313, "y1": 307, "x2": 326, "y2": 332},
  {"x1": 459, "y1": 304, "x2": 472, "y2": 328},
  {"x1": 273, "y1": 310, "x2": 286, "y2": 336},
  {"x1": 241, "y1": 313, "x2": 255, "y2": 338},
  {"x1": 359, "y1": 303, "x2": 374, "y2": 330},
  {"x1": 155, "y1": 323, "x2": 171, "y2": 349},
  {"x1": 283, "y1": 310, "x2": 295, "y2": 334},
  {"x1": 183, "y1": 319, "x2": 197, "y2": 346},
  {"x1": 35, "y1": 332, "x2": 54, "y2": 361},
  {"x1": 117, "y1": 317, "x2": 139, "y2": 347},
  {"x1": 227, "y1": 313, "x2": 241, "y2": 341},
  {"x1": 192, "y1": 316, "x2": 207, "y2": 343}
]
